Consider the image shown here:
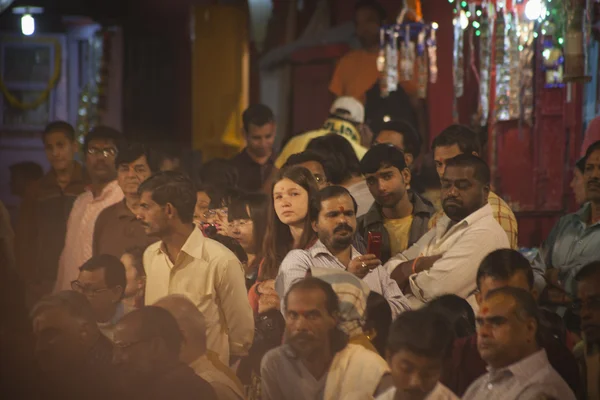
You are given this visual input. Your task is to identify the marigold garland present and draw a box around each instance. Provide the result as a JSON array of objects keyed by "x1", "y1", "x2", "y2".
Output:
[{"x1": 0, "y1": 37, "x2": 62, "y2": 110}]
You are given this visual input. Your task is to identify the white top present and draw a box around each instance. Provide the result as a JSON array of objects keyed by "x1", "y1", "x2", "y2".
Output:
[
  {"x1": 144, "y1": 228, "x2": 254, "y2": 364},
  {"x1": 384, "y1": 204, "x2": 509, "y2": 310},
  {"x1": 376, "y1": 382, "x2": 459, "y2": 400}
]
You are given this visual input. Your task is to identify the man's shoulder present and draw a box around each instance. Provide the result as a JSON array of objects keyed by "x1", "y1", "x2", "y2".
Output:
[
  {"x1": 95, "y1": 201, "x2": 120, "y2": 221},
  {"x1": 261, "y1": 345, "x2": 291, "y2": 371},
  {"x1": 488, "y1": 192, "x2": 516, "y2": 218},
  {"x1": 281, "y1": 248, "x2": 312, "y2": 265},
  {"x1": 144, "y1": 241, "x2": 162, "y2": 260},
  {"x1": 201, "y1": 237, "x2": 242, "y2": 265}
]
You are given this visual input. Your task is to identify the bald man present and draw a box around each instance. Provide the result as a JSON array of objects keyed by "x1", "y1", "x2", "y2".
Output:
[{"x1": 155, "y1": 295, "x2": 245, "y2": 400}]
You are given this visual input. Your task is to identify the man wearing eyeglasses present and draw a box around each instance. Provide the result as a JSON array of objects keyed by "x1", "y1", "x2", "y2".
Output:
[
  {"x1": 71, "y1": 254, "x2": 127, "y2": 338},
  {"x1": 54, "y1": 126, "x2": 125, "y2": 293}
]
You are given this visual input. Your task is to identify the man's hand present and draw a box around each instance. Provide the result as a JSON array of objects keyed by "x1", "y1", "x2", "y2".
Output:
[
  {"x1": 348, "y1": 254, "x2": 381, "y2": 279},
  {"x1": 390, "y1": 255, "x2": 443, "y2": 291}
]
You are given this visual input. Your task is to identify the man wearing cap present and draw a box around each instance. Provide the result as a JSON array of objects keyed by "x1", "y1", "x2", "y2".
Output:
[
  {"x1": 533, "y1": 140, "x2": 600, "y2": 307},
  {"x1": 275, "y1": 97, "x2": 370, "y2": 169}
]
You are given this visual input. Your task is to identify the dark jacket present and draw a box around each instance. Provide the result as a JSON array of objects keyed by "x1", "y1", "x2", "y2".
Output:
[{"x1": 356, "y1": 190, "x2": 434, "y2": 264}]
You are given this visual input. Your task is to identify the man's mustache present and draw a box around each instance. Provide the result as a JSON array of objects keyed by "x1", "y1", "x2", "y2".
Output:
[
  {"x1": 334, "y1": 224, "x2": 353, "y2": 234},
  {"x1": 443, "y1": 197, "x2": 463, "y2": 206},
  {"x1": 588, "y1": 179, "x2": 600, "y2": 188}
]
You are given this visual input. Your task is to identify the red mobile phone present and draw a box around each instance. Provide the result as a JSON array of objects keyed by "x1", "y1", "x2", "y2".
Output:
[{"x1": 367, "y1": 231, "x2": 382, "y2": 259}]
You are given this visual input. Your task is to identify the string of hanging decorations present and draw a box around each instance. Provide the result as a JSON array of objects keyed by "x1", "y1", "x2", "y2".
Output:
[{"x1": 376, "y1": 5, "x2": 438, "y2": 99}]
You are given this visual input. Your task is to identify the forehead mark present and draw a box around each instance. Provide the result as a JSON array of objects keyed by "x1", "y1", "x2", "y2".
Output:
[
  {"x1": 481, "y1": 306, "x2": 489, "y2": 315},
  {"x1": 339, "y1": 206, "x2": 345, "y2": 213}
]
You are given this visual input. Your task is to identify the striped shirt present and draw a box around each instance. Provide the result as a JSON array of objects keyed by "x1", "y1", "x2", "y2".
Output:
[
  {"x1": 54, "y1": 180, "x2": 124, "y2": 292},
  {"x1": 463, "y1": 349, "x2": 575, "y2": 400},
  {"x1": 275, "y1": 240, "x2": 410, "y2": 318},
  {"x1": 429, "y1": 191, "x2": 518, "y2": 249}
]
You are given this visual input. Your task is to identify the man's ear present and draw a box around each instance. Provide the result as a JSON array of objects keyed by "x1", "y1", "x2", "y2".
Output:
[
  {"x1": 475, "y1": 292, "x2": 482, "y2": 306},
  {"x1": 165, "y1": 203, "x2": 176, "y2": 220},
  {"x1": 311, "y1": 220, "x2": 318, "y2": 233},
  {"x1": 404, "y1": 154, "x2": 414, "y2": 168},
  {"x1": 526, "y1": 318, "x2": 537, "y2": 344},
  {"x1": 472, "y1": 151, "x2": 479, "y2": 157},
  {"x1": 402, "y1": 168, "x2": 412, "y2": 186},
  {"x1": 111, "y1": 286, "x2": 124, "y2": 304}
]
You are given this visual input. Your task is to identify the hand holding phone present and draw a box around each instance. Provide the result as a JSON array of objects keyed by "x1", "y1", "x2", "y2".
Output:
[{"x1": 367, "y1": 231, "x2": 383, "y2": 260}]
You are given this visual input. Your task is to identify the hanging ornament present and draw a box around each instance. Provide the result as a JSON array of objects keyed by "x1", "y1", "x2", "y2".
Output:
[
  {"x1": 495, "y1": 8, "x2": 506, "y2": 64},
  {"x1": 377, "y1": 27, "x2": 388, "y2": 97},
  {"x1": 508, "y1": 12, "x2": 521, "y2": 120},
  {"x1": 427, "y1": 23, "x2": 438, "y2": 84},
  {"x1": 564, "y1": 0, "x2": 592, "y2": 82},
  {"x1": 518, "y1": 21, "x2": 535, "y2": 126},
  {"x1": 453, "y1": 6, "x2": 465, "y2": 99},
  {"x1": 479, "y1": 6, "x2": 493, "y2": 126},
  {"x1": 495, "y1": 8, "x2": 511, "y2": 121},
  {"x1": 417, "y1": 28, "x2": 428, "y2": 99},
  {"x1": 387, "y1": 30, "x2": 399, "y2": 93}
]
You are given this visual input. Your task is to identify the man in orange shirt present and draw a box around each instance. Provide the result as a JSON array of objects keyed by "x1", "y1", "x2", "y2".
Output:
[{"x1": 329, "y1": 0, "x2": 418, "y2": 104}]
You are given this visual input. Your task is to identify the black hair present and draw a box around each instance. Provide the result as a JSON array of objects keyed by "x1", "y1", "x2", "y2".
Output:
[
  {"x1": 31, "y1": 290, "x2": 97, "y2": 324},
  {"x1": 310, "y1": 185, "x2": 358, "y2": 222},
  {"x1": 9, "y1": 161, "x2": 44, "y2": 181},
  {"x1": 199, "y1": 158, "x2": 239, "y2": 190},
  {"x1": 575, "y1": 157, "x2": 586, "y2": 173},
  {"x1": 306, "y1": 134, "x2": 362, "y2": 184},
  {"x1": 115, "y1": 142, "x2": 156, "y2": 172},
  {"x1": 365, "y1": 291, "x2": 392, "y2": 356},
  {"x1": 123, "y1": 246, "x2": 147, "y2": 278},
  {"x1": 432, "y1": 124, "x2": 481, "y2": 155},
  {"x1": 354, "y1": 0, "x2": 386, "y2": 21},
  {"x1": 138, "y1": 171, "x2": 196, "y2": 224},
  {"x1": 242, "y1": 104, "x2": 274, "y2": 133},
  {"x1": 83, "y1": 125, "x2": 124, "y2": 154},
  {"x1": 484, "y1": 287, "x2": 540, "y2": 334},
  {"x1": 427, "y1": 294, "x2": 475, "y2": 338},
  {"x1": 79, "y1": 254, "x2": 126, "y2": 297},
  {"x1": 583, "y1": 140, "x2": 600, "y2": 164},
  {"x1": 575, "y1": 261, "x2": 600, "y2": 282},
  {"x1": 228, "y1": 192, "x2": 268, "y2": 257},
  {"x1": 359, "y1": 143, "x2": 408, "y2": 175},
  {"x1": 43, "y1": 121, "x2": 75, "y2": 142},
  {"x1": 127, "y1": 306, "x2": 183, "y2": 355},
  {"x1": 210, "y1": 233, "x2": 248, "y2": 265},
  {"x1": 445, "y1": 154, "x2": 491, "y2": 186},
  {"x1": 285, "y1": 277, "x2": 339, "y2": 317},
  {"x1": 283, "y1": 150, "x2": 333, "y2": 182},
  {"x1": 387, "y1": 308, "x2": 455, "y2": 359},
  {"x1": 375, "y1": 120, "x2": 421, "y2": 158},
  {"x1": 476, "y1": 249, "x2": 534, "y2": 290}
]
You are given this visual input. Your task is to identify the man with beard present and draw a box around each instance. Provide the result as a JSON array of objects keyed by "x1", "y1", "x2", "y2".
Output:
[
  {"x1": 376, "y1": 309, "x2": 458, "y2": 400},
  {"x1": 573, "y1": 261, "x2": 600, "y2": 399},
  {"x1": 384, "y1": 154, "x2": 509, "y2": 310},
  {"x1": 112, "y1": 306, "x2": 217, "y2": 399},
  {"x1": 533, "y1": 141, "x2": 600, "y2": 306},
  {"x1": 276, "y1": 185, "x2": 410, "y2": 318},
  {"x1": 261, "y1": 277, "x2": 392, "y2": 400},
  {"x1": 54, "y1": 126, "x2": 124, "y2": 292},
  {"x1": 463, "y1": 287, "x2": 575, "y2": 400},
  {"x1": 93, "y1": 143, "x2": 157, "y2": 258},
  {"x1": 229, "y1": 104, "x2": 277, "y2": 193},
  {"x1": 137, "y1": 171, "x2": 253, "y2": 365},
  {"x1": 358, "y1": 144, "x2": 434, "y2": 264}
]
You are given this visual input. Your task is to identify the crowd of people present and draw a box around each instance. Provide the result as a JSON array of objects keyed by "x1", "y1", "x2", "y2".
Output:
[{"x1": 1, "y1": 1, "x2": 600, "y2": 399}]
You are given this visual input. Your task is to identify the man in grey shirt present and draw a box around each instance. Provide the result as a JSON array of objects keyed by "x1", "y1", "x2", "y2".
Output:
[
  {"x1": 463, "y1": 287, "x2": 575, "y2": 400},
  {"x1": 276, "y1": 185, "x2": 410, "y2": 319}
]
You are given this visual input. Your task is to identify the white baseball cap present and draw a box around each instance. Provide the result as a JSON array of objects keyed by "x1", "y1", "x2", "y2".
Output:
[{"x1": 330, "y1": 96, "x2": 365, "y2": 124}]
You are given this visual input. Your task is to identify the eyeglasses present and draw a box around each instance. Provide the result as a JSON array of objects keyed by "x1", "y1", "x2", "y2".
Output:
[
  {"x1": 228, "y1": 219, "x2": 252, "y2": 228},
  {"x1": 87, "y1": 147, "x2": 118, "y2": 158},
  {"x1": 203, "y1": 208, "x2": 228, "y2": 219},
  {"x1": 71, "y1": 280, "x2": 112, "y2": 297},
  {"x1": 314, "y1": 175, "x2": 328, "y2": 184}
]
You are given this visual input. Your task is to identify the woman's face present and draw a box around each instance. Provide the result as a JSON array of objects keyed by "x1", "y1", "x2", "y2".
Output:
[
  {"x1": 273, "y1": 178, "x2": 309, "y2": 226},
  {"x1": 229, "y1": 206, "x2": 255, "y2": 253},
  {"x1": 120, "y1": 253, "x2": 144, "y2": 298}
]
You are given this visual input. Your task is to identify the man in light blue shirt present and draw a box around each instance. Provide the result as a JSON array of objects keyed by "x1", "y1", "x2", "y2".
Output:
[{"x1": 533, "y1": 141, "x2": 600, "y2": 301}]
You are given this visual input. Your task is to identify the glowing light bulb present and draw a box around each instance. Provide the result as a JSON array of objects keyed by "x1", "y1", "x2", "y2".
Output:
[
  {"x1": 21, "y1": 13, "x2": 34, "y2": 36},
  {"x1": 432, "y1": 22, "x2": 439, "y2": 30},
  {"x1": 525, "y1": 0, "x2": 546, "y2": 21},
  {"x1": 459, "y1": 10, "x2": 469, "y2": 30}
]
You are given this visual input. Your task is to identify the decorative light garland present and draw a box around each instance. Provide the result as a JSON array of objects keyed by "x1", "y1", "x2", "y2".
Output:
[{"x1": 0, "y1": 37, "x2": 61, "y2": 110}]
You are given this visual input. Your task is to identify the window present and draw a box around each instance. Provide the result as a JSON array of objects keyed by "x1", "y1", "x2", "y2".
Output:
[{"x1": 0, "y1": 36, "x2": 58, "y2": 131}]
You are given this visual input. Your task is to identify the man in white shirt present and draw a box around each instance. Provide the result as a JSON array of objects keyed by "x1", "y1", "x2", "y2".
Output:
[
  {"x1": 384, "y1": 154, "x2": 509, "y2": 309},
  {"x1": 137, "y1": 171, "x2": 254, "y2": 365},
  {"x1": 377, "y1": 309, "x2": 458, "y2": 400},
  {"x1": 463, "y1": 287, "x2": 575, "y2": 400}
]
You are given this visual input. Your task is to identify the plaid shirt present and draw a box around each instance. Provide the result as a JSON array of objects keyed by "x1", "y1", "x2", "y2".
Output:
[{"x1": 429, "y1": 191, "x2": 518, "y2": 249}]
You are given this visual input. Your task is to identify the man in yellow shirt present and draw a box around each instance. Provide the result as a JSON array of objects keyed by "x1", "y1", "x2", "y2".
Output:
[
  {"x1": 428, "y1": 125, "x2": 518, "y2": 249},
  {"x1": 275, "y1": 97, "x2": 369, "y2": 169},
  {"x1": 357, "y1": 144, "x2": 434, "y2": 264}
]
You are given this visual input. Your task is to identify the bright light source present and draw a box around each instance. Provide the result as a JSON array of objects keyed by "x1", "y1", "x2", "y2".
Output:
[
  {"x1": 542, "y1": 49, "x2": 551, "y2": 59},
  {"x1": 558, "y1": 37, "x2": 564, "y2": 45},
  {"x1": 459, "y1": 10, "x2": 469, "y2": 30},
  {"x1": 525, "y1": 0, "x2": 546, "y2": 21},
  {"x1": 383, "y1": 115, "x2": 391, "y2": 122},
  {"x1": 472, "y1": 21, "x2": 480, "y2": 29},
  {"x1": 21, "y1": 13, "x2": 34, "y2": 35},
  {"x1": 432, "y1": 22, "x2": 439, "y2": 30},
  {"x1": 476, "y1": 10, "x2": 482, "y2": 17}
]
